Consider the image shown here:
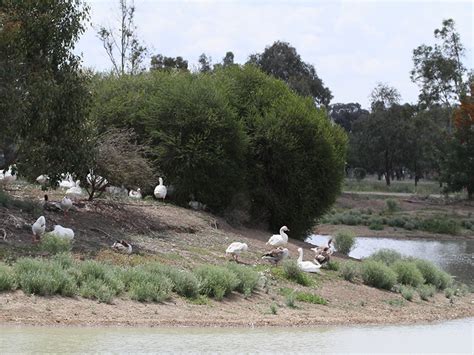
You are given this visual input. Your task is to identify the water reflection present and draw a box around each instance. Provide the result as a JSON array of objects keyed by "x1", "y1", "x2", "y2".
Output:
[
  {"x1": 307, "y1": 234, "x2": 474, "y2": 286},
  {"x1": 1, "y1": 318, "x2": 472, "y2": 354}
]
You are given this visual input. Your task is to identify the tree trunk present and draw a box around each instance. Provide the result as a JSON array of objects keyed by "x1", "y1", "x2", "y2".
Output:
[
  {"x1": 468, "y1": 187, "x2": 473, "y2": 200},
  {"x1": 385, "y1": 172, "x2": 391, "y2": 186}
]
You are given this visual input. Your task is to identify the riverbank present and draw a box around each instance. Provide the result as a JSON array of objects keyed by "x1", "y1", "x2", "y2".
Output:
[{"x1": 0, "y1": 183, "x2": 473, "y2": 328}]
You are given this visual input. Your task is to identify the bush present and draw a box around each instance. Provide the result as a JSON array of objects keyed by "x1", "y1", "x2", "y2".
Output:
[
  {"x1": 340, "y1": 261, "x2": 359, "y2": 282},
  {"x1": 39, "y1": 234, "x2": 72, "y2": 254},
  {"x1": 387, "y1": 217, "x2": 406, "y2": 228},
  {"x1": 353, "y1": 167, "x2": 366, "y2": 181},
  {"x1": 400, "y1": 285, "x2": 415, "y2": 301},
  {"x1": 413, "y1": 259, "x2": 452, "y2": 290},
  {"x1": 295, "y1": 292, "x2": 328, "y2": 305},
  {"x1": 385, "y1": 199, "x2": 399, "y2": 213},
  {"x1": 368, "y1": 249, "x2": 402, "y2": 266},
  {"x1": 0, "y1": 264, "x2": 15, "y2": 291},
  {"x1": 162, "y1": 268, "x2": 200, "y2": 299},
  {"x1": 324, "y1": 260, "x2": 340, "y2": 271},
  {"x1": 420, "y1": 217, "x2": 460, "y2": 235},
  {"x1": 281, "y1": 260, "x2": 312, "y2": 286},
  {"x1": 76, "y1": 260, "x2": 124, "y2": 295},
  {"x1": 285, "y1": 292, "x2": 296, "y2": 308},
  {"x1": 226, "y1": 264, "x2": 260, "y2": 297},
  {"x1": 391, "y1": 261, "x2": 425, "y2": 287},
  {"x1": 79, "y1": 278, "x2": 115, "y2": 304},
  {"x1": 194, "y1": 265, "x2": 239, "y2": 300},
  {"x1": 334, "y1": 231, "x2": 356, "y2": 255},
  {"x1": 360, "y1": 260, "x2": 397, "y2": 290},
  {"x1": 129, "y1": 276, "x2": 172, "y2": 303},
  {"x1": 418, "y1": 284, "x2": 436, "y2": 300},
  {"x1": 444, "y1": 288, "x2": 455, "y2": 299},
  {"x1": 369, "y1": 222, "x2": 384, "y2": 230}
]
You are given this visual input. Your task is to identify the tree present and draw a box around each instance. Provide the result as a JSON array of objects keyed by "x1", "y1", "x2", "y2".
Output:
[
  {"x1": 247, "y1": 41, "x2": 332, "y2": 106},
  {"x1": 411, "y1": 19, "x2": 469, "y2": 108},
  {"x1": 150, "y1": 54, "x2": 188, "y2": 72},
  {"x1": 222, "y1": 51, "x2": 234, "y2": 67},
  {"x1": 370, "y1": 83, "x2": 401, "y2": 111},
  {"x1": 86, "y1": 128, "x2": 155, "y2": 200},
  {"x1": 0, "y1": 0, "x2": 92, "y2": 183},
  {"x1": 442, "y1": 84, "x2": 474, "y2": 199},
  {"x1": 329, "y1": 103, "x2": 369, "y2": 132},
  {"x1": 198, "y1": 53, "x2": 212, "y2": 73},
  {"x1": 97, "y1": 0, "x2": 147, "y2": 76}
]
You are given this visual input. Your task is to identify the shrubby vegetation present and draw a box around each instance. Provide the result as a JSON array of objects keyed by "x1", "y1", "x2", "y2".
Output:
[
  {"x1": 281, "y1": 260, "x2": 313, "y2": 286},
  {"x1": 334, "y1": 230, "x2": 355, "y2": 255},
  {"x1": 360, "y1": 260, "x2": 397, "y2": 290}
]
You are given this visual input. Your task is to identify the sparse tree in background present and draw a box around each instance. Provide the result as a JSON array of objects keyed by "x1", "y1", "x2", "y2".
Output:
[
  {"x1": 97, "y1": 0, "x2": 147, "y2": 76},
  {"x1": 247, "y1": 41, "x2": 332, "y2": 106},
  {"x1": 329, "y1": 103, "x2": 369, "y2": 133},
  {"x1": 150, "y1": 54, "x2": 188, "y2": 72},
  {"x1": 0, "y1": 0, "x2": 91, "y2": 182},
  {"x1": 411, "y1": 19, "x2": 469, "y2": 109},
  {"x1": 370, "y1": 83, "x2": 401, "y2": 112},
  {"x1": 222, "y1": 51, "x2": 235, "y2": 67},
  {"x1": 198, "y1": 53, "x2": 212, "y2": 73},
  {"x1": 86, "y1": 128, "x2": 155, "y2": 200}
]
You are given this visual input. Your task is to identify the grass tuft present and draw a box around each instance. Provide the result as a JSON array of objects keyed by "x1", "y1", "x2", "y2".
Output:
[{"x1": 281, "y1": 260, "x2": 313, "y2": 286}]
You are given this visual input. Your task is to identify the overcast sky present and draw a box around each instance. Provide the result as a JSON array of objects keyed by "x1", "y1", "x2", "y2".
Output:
[{"x1": 76, "y1": 0, "x2": 473, "y2": 108}]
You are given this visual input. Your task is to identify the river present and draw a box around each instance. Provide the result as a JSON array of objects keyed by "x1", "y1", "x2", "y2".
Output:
[{"x1": 1, "y1": 318, "x2": 472, "y2": 353}]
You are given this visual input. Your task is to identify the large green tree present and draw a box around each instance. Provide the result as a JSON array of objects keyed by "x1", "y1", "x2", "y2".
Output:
[
  {"x1": 247, "y1": 41, "x2": 332, "y2": 107},
  {"x1": 329, "y1": 103, "x2": 369, "y2": 133},
  {"x1": 0, "y1": 0, "x2": 91, "y2": 182}
]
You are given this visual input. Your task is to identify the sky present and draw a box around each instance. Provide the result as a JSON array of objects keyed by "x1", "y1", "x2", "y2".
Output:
[{"x1": 76, "y1": 0, "x2": 473, "y2": 109}]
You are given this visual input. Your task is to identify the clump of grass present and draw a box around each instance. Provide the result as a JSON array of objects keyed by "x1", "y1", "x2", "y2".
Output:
[
  {"x1": 385, "y1": 199, "x2": 400, "y2": 213},
  {"x1": 368, "y1": 249, "x2": 403, "y2": 266},
  {"x1": 194, "y1": 265, "x2": 239, "y2": 300},
  {"x1": 421, "y1": 217, "x2": 460, "y2": 235},
  {"x1": 360, "y1": 260, "x2": 397, "y2": 290},
  {"x1": 444, "y1": 288, "x2": 455, "y2": 299},
  {"x1": 295, "y1": 292, "x2": 328, "y2": 305},
  {"x1": 391, "y1": 261, "x2": 425, "y2": 287},
  {"x1": 0, "y1": 263, "x2": 15, "y2": 291},
  {"x1": 324, "y1": 260, "x2": 340, "y2": 271},
  {"x1": 281, "y1": 260, "x2": 312, "y2": 286},
  {"x1": 340, "y1": 261, "x2": 359, "y2": 282},
  {"x1": 79, "y1": 278, "x2": 116, "y2": 304},
  {"x1": 413, "y1": 259, "x2": 452, "y2": 290},
  {"x1": 76, "y1": 260, "x2": 124, "y2": 299},
  {"x1": 400, "y1": 285, "x2": 415, "y2": 301},
  {"x1": 226, "y1": 264, "x2": 260, "y2": 297},
  {"x1": 270, "y1": 302, "x2": 278, "y2": 315},
  {"x1": 39, "y1": 234, "x2": 72, "y2": 254},
  {"x1": 418, "y1": 284, "x2": 436, "y2": 301},
  {"x1": 285, "y1": 292, "x2": 296, "y2": 308},
  {"x1": 334, "y1": 230, "x2": 356, "y2": 255}
]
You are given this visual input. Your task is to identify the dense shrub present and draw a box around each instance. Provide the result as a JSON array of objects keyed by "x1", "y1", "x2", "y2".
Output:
[
  {"x1": 324, "y1": 260, "x2": 340, "y2": 271},
  {"x1": 0, "y1": 264, "x2": 15, "y2": 291},
  {"x1": 353, "y1": 167, "x2": 366, "y2": 181},
  {"x1": 369, "y1": 222, "x2": 384, "y2": 230},
  {"x1": 420, "y1": 217, "x2": 460, "y2": 235},
  {"x1": 334, "y1": 231, "x2": 356, "y2": 255},
  {"x1": 360, "y1": 260, "x2": 397, "y2": 290},
  {"x1": 92, "y1": 66, "x2": 347, "y2": 238},
  {"x1": 162, "y1": 268, "x2": 200, "y2": 299},
  {"x1": 385, "y1": 199, "x2": 399, "y2": 213},
  {"x1": 79, "y1": 278, "x2": 115, "y2": 303},
  {"x1": 340, "y1": 261, "x2": 359, "y2": 282},
  {"x1": 194, "y1": 265, "x2": 239, "y2": 300},
  {"x1": 413, "y1": 259, "x2": 452, "y2": 290},
  {"x1": 40, "y1": 234, "x2": 72, "y2": 254},
  {"x1": 76, "y1": 260, "x2": 124, "y2": 296},
  {"x1": 281, "y1": 260, "x2": 312, "y2": 286},
  {"x1": 368, "y1": 249, "x2": 403, "y2": 266},
  {"x1": 226, "y1": 264, "x2": 260, "y2": 296},
  {"x1": 391, "y1": 261, "x2": 425, "y2": 287}
]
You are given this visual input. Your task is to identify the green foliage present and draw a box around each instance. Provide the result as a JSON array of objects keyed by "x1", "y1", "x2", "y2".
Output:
[
  {"x1": 353, "y1": 167, "x2": 367, "y2": 181},
  {"x1": 391, "y1": 261, "x2": 425, "y2": 287},
  {"x1": 76, "y1": 260, "x2": 124, "y2": 296},
  {"x1": 1, "y1": 0, "x2": 92, "y2": 182},
  {"x1": 334, "y1": 230, "x2": 356, "y2": 255},
  {"x1": 418, "y1": 284, "x2": 436, "y2": 300},
  {"x1": 285, "y1": 292, "x2": 296, "y2": 308},
  {"x1": 269, "y1": 302, "x2": 278, "y2": 315},
  {"x1": 161, "y1": 267, "x2": 200, "y2": 299},
  {"x1": 39, "y1": 234, "x2": 72, "y2": 254},
  {"x1": 226, "y1": 264, "x2": 260, "y2": 297},
  {"x1": 368, "y1": 249, "x2": 403, "y2": 266},
  {"x1": 79, "y1": 278, "x2": 115, "y2": 304},
  {"x1": 324, "y1": 260, "x2": 340, "y2": 271},
  {"x1": 194, "y1": 265, "x2": 239, "y2": 300},
  {"x1": 0, "y1": 264, "x2": 15, "y2": 291},
  {"x1": 420, "y1": 217, "x2": 460, "y2": 235},
  {"x1": 295, "y1": 292, "x2": 328, "y2": 305},
  {"x1": 369, "y1": 222, "x2": 384, "y2": 230},
  {"x1": 413, "y1": 259, "x2": 452, "y2": 290},
  {"x1": 385, "y1": 199, "x2": 399, "y2": 213},
  {"x1": 340, "y1": 261, "x2": 359, "y2": 282},
  {"x1": 444, "y1": 288, "x2": 455, "y2": 299},
  {"x1": 360, "y1": 260, "x2": 397, "y2": 290},
  {"x1": 386, "y1": 298, "x2": 405, "y2": 307},
  {"x1": 281, "y1": 260, "x2": 312, "y2": 286},
  {"x1": 128, "y1": 275, "x2": 172, "y2": 303},
  {"x1": 400, "y1": 285, "x2": 415, "y2": 301}
]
